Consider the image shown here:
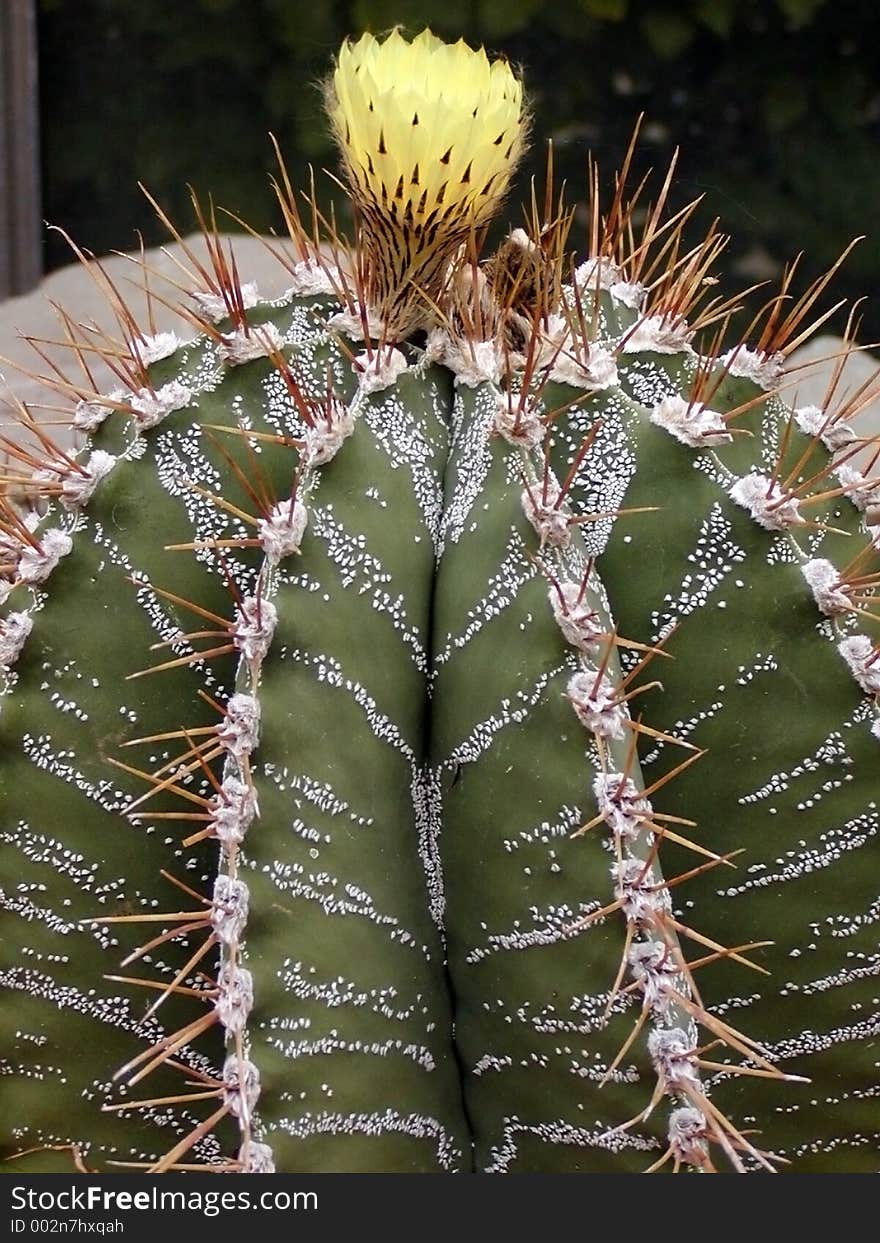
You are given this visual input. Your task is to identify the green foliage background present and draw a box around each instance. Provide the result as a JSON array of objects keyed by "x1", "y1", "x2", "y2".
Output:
[{"x1": 38, "y1": 0, "x2": 880, "y2": 335}]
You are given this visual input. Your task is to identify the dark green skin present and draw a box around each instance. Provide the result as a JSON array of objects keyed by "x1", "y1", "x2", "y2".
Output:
[
  {"x1": 2, "y1": 278, "x2": 877, "y2": 1173},
  {"x1": 240, "y1": 368, "x2": 471, "y2": 1171},
  {"x1": 430, "y1": 384, "x2": 665, "y2": 1172},
  {"x1": 547, "y1": 347, "x2": 880, "y2": 1171}
]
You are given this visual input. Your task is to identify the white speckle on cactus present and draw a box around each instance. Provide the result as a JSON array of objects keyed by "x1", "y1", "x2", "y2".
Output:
[
  {"x1": 190, "y1": 282, "x2": 260, "y2": 322},
  {"x1": 650, "y1": 394, "x2": 732, "y2": 447},
  {"x1": 550, "y1": 343, "x2": 619, "y2": 391},
  {"x1": 622, "y1": 315, "x2": 693, "y2": 355},
  {"x1": 129, "y1": 380, "x2": 194, "y2": 430},
  {"x1": 354, "y1": 347, "x2": 408, "y2": 394},
  {"x1": 215, "y1": 963, "x2": 254, "y2": 1035},
  {"x1": 239, "y1": 1141, "x2": 275, "y2": 1173},
  {"x1": 0, "y1": 611, "x2": 32, "y2": 669},
  {"x1": 593, "y1": 773, "x2": 653, "y2": 841},
  {"x1": 549, "y1": 581, "x2": 605, "y2": 651},
  {"x1": 838, "y1": 634, "x2": 880, "y2": 694},
  {"x1": 234, "y1": 596, "x2": 278, "y2": 664},
  {"x1": 802, "y1": 559, "x2": 851, "y2": 616},
  {"x1": 17, "y1": 528, "x2": 73, "y2": 586},
  {"x1": 303, "y1": 403, "x2": 355, "y2": 465},
  {"x1": 57, "y1": 450, "x2": 117, "y2": 510},
  {"x1": 223, "y1": 1054, "x2": 261, "y2": 1118},
  {"x1": 872, "y1": 716, "x2": 880, "y2": 741},
  {"x1": 567, "y1": 670, "x2": 627, "y2": 740},
  {"x1": 210, "y1": 777, "x2": 258, "y2": 846},
  {"x1": 521, "y1": 481, "x2": 571, "y2": 548},
  {"x1": 258, "y1": 500, "x2": 309, "y2": 564},
  {"x1": 721, "y1": 345, "x2": 784, "y2": 389},
  {"x1": 219, "y1": 693, "x2": 262, "y2": 757},
  {"x1": 729, "y1": 472, "x2": 802, "y2": 530},
  {"x1": 211, "y1": 876, "x2": 250, "y2": 947},
  {"x1": 493, "y1": 390, "x2": 544, "y2": 448},
  {"x1": 219, "y1": 322, "x2": 285, "y2": 365},
  {"x1": 794, "y1": 404, "x2": 857, "y2": 451},
  {"x1": 133, "y1": 331, "x2": 183, "y2": 365}
]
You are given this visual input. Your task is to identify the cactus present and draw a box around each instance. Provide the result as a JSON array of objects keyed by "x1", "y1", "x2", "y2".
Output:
[{"x1": 1, "y1": 28, "x2": 877, "y2": 1174}]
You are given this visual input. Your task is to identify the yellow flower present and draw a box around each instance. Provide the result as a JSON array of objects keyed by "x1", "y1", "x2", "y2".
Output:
[{"x1": 326, "y1": 28, "x2": 526, "y2": 337}]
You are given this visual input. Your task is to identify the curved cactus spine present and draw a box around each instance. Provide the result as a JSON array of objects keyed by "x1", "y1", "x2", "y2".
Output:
[{"x1": 2, "y1": 27, "x2": 879, "y2": 1174}]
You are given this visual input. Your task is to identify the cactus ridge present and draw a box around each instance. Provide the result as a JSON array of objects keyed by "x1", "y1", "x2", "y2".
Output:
[{"x1": 1, "y1": 120, "x2": 879, "y2": 1173}]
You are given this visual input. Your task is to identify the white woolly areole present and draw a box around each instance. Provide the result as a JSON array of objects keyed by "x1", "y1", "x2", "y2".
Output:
[
  {"x1": 327, "y1": 306, "x2": 384, "y2": 342},
  {"x1": 611, "y1": 278, "x2": 646, "y2": 310},
  {"x1": 0, "y1": 611, "x2": 32, "y2": 668},
  {"x1": 303, "y1": 404, "x2": 355, "y2": 466},
  {"x1": 211, "y1": 876, "x2": 250, "y2": 946},
  {"x1": 628, "y1": 940, "x2": 680, "y2": 1013},
  {"x1": 574, "y1": 256, "x2": 620, "y2": 293},
  {"x1": 219, "y1": 322, "x2": 285, "y2": 365},
  {"x1": 668, "y1": 1107, "x2": 710, "y2": 1164},
  {"x1": 354, "y1": 347, "x2": 408, "y2": 394},
  {"x1": 835, "y1": 463, "x2": 880, "y2": 512},
  {"x1": 129, "y1": 380, "x2": 194, "y2": 430},
  {"x1": 288, "y1": 259, "x2": 338, "y2": 297},
  {"x1": 133, "y1": 331, "x2": 182, "y2": 365},
  {"x1": 210, "y1": 776, "x2": 258, "y2": 847},
  {"x1": 433, "y1": 334, "x2": 504, "y2": 388},
  {"x1": 72, "y1": 390, "x2": 124, "y2": 432},
  {"x1": 650, "y1": 395, "x2": 732, "y2": 448},
  {"x1": 613, "y1": 857, "x2": 664, "y2": 924},
  {"x1": 622, "y1": 315, "x2": 693, "y2": 355},
  {"x1": 239, "y1": 1141, "x2": 275, "y2": 1174},
  {"x1": 17, "y1": 528, "x2": 73, "y2": 586},
  {"x1": 549, "y1": 581, "x2": 605, "y2": 650},
  {"x1": 190, "y1": 282, "x2": 260, "y2": 322},
  {"x1": 802, "y1": 559, "x2": 851, "y2": 616},
  {"x1": 721, "y1": 345, "x2": 784, "y2": 389},
  {"x1": 550, "y1": 343, "x2": 619, "y2": 392},
  {"x1": 729, "y1": 472, "x2": 802, "y2": 530},
  {"x1": 648, "y1": 1027, "x2": 701, "y2": 1091},
  {"x1": 223, "y1": 1056, "x2": 261, "y2": 1119},
  {"x1": 219, "y1": 693, "x2": 261, "y2": 757},
  {"x1": 794, "y1": 404, "x2": 857, "y2": 451},
  {"x1": 567, "y1": 670, "x2": 627, "y2": 740},
  {"x1": 58, "y1": 450, "x2": 117, "y2": 510},
  {"x1": 215, "y1": 963, "x2": 254, "y2": 1035},
  {"x1": 872, "y1": 717, "x2": 880, "y2": 741},
  {"x1": 594, "y1": 772, "x2": 653, "y2": 841},
  {"x1": 258, "y1": 500, "x2": 309, "y2": 564},
  {"x1": 493, "y1": 391, "x2": 544, "y2": 448},
  {"x1": 838, "y1": 634, "x2": 880, "y2": 694},
  {"x1": 234, "y1": 596, "x2": 278, "y2": 664},
  {"x1": 521, "y1": 480, "x2": 571, "y2": 548}
]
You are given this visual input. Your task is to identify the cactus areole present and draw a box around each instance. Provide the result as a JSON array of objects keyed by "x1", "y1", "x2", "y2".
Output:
[{"x1": 1, "y1": 29, "x2": 878, "y2": 1175}]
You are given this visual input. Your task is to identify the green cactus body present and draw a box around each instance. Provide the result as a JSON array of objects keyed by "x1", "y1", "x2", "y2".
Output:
[{"x1": 1, "y1": 29, "x2": 878, "y2": 1175}]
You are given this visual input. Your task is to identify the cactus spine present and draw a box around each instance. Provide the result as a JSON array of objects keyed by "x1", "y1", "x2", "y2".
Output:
[{"x1": 1, "y1": 29, "x2": 878, "y2": 1173}]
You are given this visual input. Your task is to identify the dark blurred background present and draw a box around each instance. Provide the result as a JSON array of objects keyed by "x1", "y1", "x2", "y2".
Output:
[{"x1": 34, "y1": 0, "x2": 880, "y2": 337}]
